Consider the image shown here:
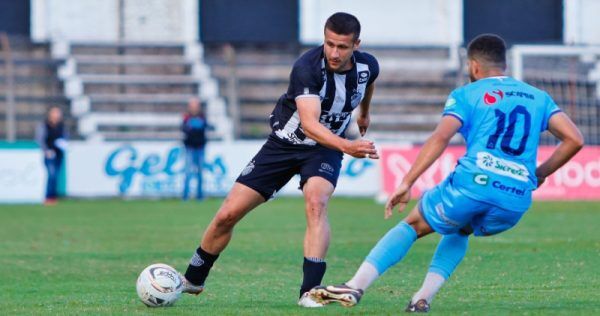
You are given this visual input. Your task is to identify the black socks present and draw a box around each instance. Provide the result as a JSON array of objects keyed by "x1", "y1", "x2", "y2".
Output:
[
  {"x1": 184, "y1": 247, "x2": 219, "y2": 286},
  {"x1": 299, "y1": 257, "x2": 326, "y2": 297},
  {"x1": 185, "y1": 250, "x2": 326, "y2": 297}
]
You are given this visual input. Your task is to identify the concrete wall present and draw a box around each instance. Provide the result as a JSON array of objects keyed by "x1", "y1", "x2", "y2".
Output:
[
  {"x1": 122, "y1": 0, "x2": 197, "y2": 42},
  {"x1": 30, "y1": 0, "x2": 600, "y2": 46},
  {"x1": 564, "y1": 0, "x2": 600, "y2": 45},
  {"x1": 32, "y1": 0, "x2": 119, "y2": 42},
  {"x1": 31, "y1": 0, "x2": 198, "y2": 43},
  {"x1": 300, "y1": 0, "x2": 463, "y2": 46}
]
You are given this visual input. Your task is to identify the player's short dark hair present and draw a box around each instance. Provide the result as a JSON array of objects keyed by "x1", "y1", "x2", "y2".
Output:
[
  {"x1": 467, "y1": 34, "x2": 507, "y2": 69},
  {"x1": 324, "y1": 12, "x2": 361, "y2": 41}
]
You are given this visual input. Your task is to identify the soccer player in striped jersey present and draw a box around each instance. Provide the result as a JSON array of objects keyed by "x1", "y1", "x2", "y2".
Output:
[{"x1": 181, "y1": 12, "x2": 380, "y2": 307}]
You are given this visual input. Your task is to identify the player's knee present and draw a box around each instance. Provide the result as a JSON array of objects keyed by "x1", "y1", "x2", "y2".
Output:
[
  {"x1": 404, "y1": 217, "x2": 432, "y2": 238},
  {"x1": 213, "y1": 209, "x2": 240, "y2": 230},
  {"x1": 305, "y1": 195, "x2": 329, "y2": 220}
]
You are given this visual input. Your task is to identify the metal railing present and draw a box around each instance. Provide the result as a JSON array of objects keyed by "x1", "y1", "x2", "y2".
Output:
[{"x1": 511, "y1": 45, "x2": 600, "y2": 145}]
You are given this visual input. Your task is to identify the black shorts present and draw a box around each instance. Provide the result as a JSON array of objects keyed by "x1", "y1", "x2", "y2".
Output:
[{"x1": 236, "y1": 136, "x2": 343, "y2": 200}]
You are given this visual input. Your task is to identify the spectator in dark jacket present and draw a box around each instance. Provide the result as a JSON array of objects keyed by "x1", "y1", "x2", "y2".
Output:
[
  {"x1": 36, "y1": 106, "x2": 68, "y2": 205},
  {"x1": 182, "y1": 97, "x2": 212, "y2": 200}
]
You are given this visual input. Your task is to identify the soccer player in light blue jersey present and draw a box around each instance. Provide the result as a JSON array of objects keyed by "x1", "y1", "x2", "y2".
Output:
[{"x1": 310, "y1": 34, "x2": 584, "y2": 312}]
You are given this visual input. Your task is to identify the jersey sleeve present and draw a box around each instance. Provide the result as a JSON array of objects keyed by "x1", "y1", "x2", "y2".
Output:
[
  {"x1": 442, "y1": 89, "x2": 470, "y2": 132},
  {"x1": 288, "y1": 62, "x2": 321, "y2": 100},
  {"x1": 541, "y1": 92, "x2": 562, "y2": 131},
  {"x1": 367, "y1": 55, "x2": 379, "y2": 86}
]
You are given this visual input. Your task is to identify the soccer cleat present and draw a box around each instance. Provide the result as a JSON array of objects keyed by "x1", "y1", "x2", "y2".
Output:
[
  {"x1": 309, "y1": 284, "x2": 363, "y2": 307},
  {"x1": 297, "y1": 292, "x2": 324, "y2": 308},
  {"x1": 180, "y1": 275, "x2": 204, "y2": 295},
  {"x1": 405, "y1": 299, "x2": 430, "y2": 313}
]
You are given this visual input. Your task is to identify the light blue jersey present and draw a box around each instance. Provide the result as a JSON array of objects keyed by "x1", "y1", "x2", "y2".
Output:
[{"x1": 442, "y1": 76, "x2": 561, "y2": 211}]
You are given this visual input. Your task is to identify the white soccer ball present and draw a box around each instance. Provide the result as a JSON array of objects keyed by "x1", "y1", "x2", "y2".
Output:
[{"x1": 136, "y1": 263, "x2": 183, "y2": 307}]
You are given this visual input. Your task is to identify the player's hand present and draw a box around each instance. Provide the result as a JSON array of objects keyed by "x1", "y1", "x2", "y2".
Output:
[
  {"x1": 45, "y1": 150, "x2": 55, "y2": 159},
  {"x1": 384, "y1": 182, "x2": 411, "y2": 219},
  {"x1": 536, "y1": 176, "x2": 546, "y2": 188},
  {"x1": 357, "y1": 114, "x2": 370, "y2": 137},
  {"x1": 344, "y1": 139, "x2": 379, "y2": 159}
]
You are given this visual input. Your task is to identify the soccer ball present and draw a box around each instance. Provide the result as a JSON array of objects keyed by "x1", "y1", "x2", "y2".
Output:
[{"x1": 136, "y1": 263, "x2": 183, "y2": 307}]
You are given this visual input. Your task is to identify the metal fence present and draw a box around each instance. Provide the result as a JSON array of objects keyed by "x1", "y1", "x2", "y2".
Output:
[{"x1": 512, "y1": 45, "x2": 600, "y2": 145}]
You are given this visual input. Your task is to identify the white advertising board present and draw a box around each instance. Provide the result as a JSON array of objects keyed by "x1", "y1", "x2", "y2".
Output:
[
  {"x1": 0, "y1": 150, "x2": 45, "y2": 203},
  {"x1": 66, "y1": 141, "x2": 380, "y2": 198}
]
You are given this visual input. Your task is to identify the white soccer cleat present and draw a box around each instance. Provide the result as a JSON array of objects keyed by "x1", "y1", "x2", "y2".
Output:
[
  {"x1": 309, "y1": 284, "x2": 363, "y2": 307},
  {"x1": 180, "y1": 275, "x2": 204, "y2": 295},
  {"x1": 298, "y1": 292, "x2": 325, "y2": 308}
]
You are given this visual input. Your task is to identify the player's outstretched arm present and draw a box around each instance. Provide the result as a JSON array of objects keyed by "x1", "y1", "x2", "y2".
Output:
[
  {"x1": 296, "y1": 96, "x2": 379, "y2": 159},
  {"x1": 385, "y1": 116, "x2": 461, "y2": 218},
  {"x1": 357, "y1": 84, "x2": 375, "y2": 136},
  {"x1": 535, "y1": 112, "x2": 584, "y2": 187}
]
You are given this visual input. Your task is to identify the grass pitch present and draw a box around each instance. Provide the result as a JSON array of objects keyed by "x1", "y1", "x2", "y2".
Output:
[{"x1": 0, "y1": 198, "x2": 599, "y2": 315}]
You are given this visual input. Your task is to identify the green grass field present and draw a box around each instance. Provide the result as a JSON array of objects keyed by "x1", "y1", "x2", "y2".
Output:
[{"x1": 0, "y1": 198, "x2": 599, "y2": 315}]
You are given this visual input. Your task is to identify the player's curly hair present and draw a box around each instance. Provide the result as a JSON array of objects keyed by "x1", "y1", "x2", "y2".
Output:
[
  {"x1": 324, "y1": 12, "x2": 361, "y2": 41},
  {"x1": 467, "y1": 34, "x2": 507, "y2": 69}
]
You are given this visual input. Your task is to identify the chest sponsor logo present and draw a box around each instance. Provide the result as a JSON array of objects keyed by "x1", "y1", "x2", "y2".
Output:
[
  {"x1": 476, "y1": 152, "x2": 529, "y2": 182},
  {"x1": 320, "y1": 112, "x2": 351, "y2": 134},
  {"x1": 321, "y1": 111, "x2": 350, "y2": 123},
  {"x1": 358, "y1": 71, "x2": 370, "y2": 84}
]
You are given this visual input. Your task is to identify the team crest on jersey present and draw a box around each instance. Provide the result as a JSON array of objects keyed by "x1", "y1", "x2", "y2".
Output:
[
  {"x1": 484, "y1": 89, "x2": 504, "y2": 105},
  {"x1": 357, "y1": 71, "x2": 370, "y2": 84},
  {"x1": 350, "y1": 89, "x2": 363, "y2": 107}
]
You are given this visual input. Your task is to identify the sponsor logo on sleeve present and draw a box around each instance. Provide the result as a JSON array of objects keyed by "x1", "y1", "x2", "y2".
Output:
[
  {"x1": 444, "y1": 98, "x2": 456, "y2": 109},
  {"x1": 357, "y1": 71, "x2": 370, "y2": 84}
]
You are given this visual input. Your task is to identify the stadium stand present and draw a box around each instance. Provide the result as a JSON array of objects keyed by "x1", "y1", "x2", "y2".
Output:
[
  {"x1": 4, "y1": 38, "x2": 597, "y2": 147},
  {"x1": 204, "y1": 44, "x2": 461, "y2": 143},
  {"x1": 57, "y1": 41, "x2": 231, "y2": 141},
  {"x1": 0, "y1": 35, "x2": 70, "y2": 140}
]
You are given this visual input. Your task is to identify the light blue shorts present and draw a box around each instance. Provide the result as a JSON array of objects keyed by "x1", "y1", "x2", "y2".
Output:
[{"x1": 419, "y1": 176, "x2": 526, "y2": 236}]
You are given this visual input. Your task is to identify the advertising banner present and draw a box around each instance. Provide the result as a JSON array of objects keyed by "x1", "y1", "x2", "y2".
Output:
[
  {"x1": 66, "y1": 141, "x2": 379, "y2": 198},
  {"x1": 380, "y1": 146, "x2": 600, "y2": 200},
  {"x1": 0, "y1": 149, "x2": 45, "y2": 203}
]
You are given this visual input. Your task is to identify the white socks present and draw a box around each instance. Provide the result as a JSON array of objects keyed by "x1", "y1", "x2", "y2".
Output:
[
  {"x1": 412, "y1": 272, "x2": 446, "y2": 304},
  {"x1": 345, "y1": 263, "x2": 446, "y2": 304},
  {"x1": 345, "y1": 261, "x2": 380, "y2": 291}
]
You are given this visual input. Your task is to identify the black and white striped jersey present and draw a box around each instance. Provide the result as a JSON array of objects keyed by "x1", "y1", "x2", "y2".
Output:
[{"x1": 269, "y1": 45, "x2": 379, "y2": 147}]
